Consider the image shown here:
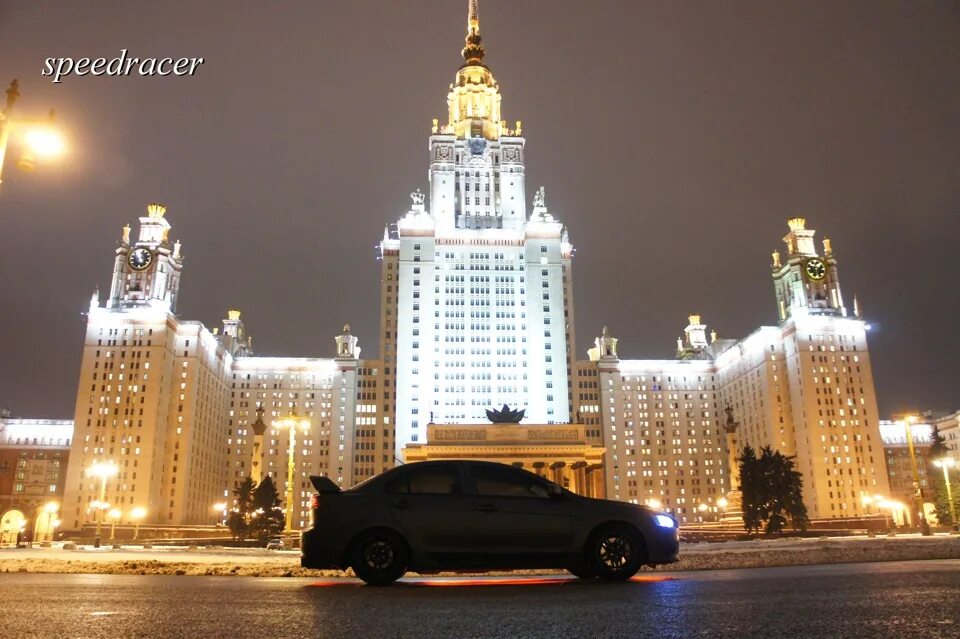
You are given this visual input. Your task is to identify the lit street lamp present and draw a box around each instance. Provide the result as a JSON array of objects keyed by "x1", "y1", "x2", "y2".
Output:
[
  {"x1": 932, "y1": 457, "x2": 958, "y2": 531},
  {"x1": 274, "y1": 413, "x2": 311, "y2": 533},
  {"x1": 36, "y1": 501, "x2": 60, "y2": 543},
  {"x1": 86, "y1": 461, "x2": 118, "y2": 548},
  {"x1": 212, "y1": 502, "x2": 227, "y2": 526},
  {"x1": 898, "y1": 415, "x2": 932, "y2": 535},
  {"x1": 0, "y1": 79, "x2": 66, "y2": 185},
  {"x1": 108, "y1": 509, "x2": 122, "y2": 542},
  {"x1": 130, "y1": 507, "x2": 147, "y2": 541}
]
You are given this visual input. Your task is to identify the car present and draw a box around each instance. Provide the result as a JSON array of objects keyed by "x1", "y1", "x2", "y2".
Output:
[
  {"x1": 266, "y1": 537, "x2": 284, "y2": 550},
  {"x1": 301, "y1": 460, "x2": 679, "y2": 585}
]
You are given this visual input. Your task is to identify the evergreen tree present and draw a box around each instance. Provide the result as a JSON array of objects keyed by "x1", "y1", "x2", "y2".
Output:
[
  {"x1": 227, "y1": 477, "x2": 256, "y2": 540},
  {"x1": 250, "y1": 477, "x2": 285, "y2": 539},
  {"x1": 739, "y1": 446, "x2": 763, "y2": 533},
  {"x1": 739, "y1": 445, "x2": 810, "y2": 534}
]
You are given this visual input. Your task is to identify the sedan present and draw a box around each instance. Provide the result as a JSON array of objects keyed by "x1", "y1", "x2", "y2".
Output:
[{"x1": 301, "y1": 460, "x2": 679, "y2": 585}]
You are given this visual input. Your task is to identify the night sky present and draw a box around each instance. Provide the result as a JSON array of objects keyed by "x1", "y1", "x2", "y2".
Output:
[{"x1": 0, "y1": 1, "x2": 957, "y2": 419}]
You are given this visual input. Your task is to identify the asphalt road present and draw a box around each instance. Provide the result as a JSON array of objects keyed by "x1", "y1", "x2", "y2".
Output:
[{"x1": 2, "y1": 560, "x2": 958, "y2": 638}]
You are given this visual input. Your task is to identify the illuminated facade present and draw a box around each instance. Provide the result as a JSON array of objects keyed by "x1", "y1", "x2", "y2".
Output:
[
  {"x1": 62, "y1": 207, "x2": 385, "y2": 531},
  {"x1": 51, "y1": 2, "x2": 892, "y2": 531},
  {"x1": 381, "y1": 2, "x2": 575, "y2": 456},
  {"x1": 0, "y1": 415, "x2": 72, "y2": 544}
]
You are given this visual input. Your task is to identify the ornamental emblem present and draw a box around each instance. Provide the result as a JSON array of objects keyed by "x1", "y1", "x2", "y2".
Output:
[{"x1": 485, "y1": 404, "x2": 526, "y2": 424}]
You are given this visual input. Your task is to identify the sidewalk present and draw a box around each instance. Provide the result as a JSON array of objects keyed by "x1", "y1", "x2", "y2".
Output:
[{"x1": 1, "y1": 535, "x2": 957, "y2": 578}]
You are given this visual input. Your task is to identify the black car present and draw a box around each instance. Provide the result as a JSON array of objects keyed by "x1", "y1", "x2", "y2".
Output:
[{"x1": 301, "y1": 460, "x2": 679, "y2": 585}]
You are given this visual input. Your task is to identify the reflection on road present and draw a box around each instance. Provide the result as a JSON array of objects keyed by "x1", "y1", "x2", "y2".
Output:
[{"x1": 308, "y1": 574, "x2": 676, "y2": 587}]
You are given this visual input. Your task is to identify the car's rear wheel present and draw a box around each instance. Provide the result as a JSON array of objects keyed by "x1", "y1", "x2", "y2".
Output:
[
  {"x1": 585, "y1": 524, "x2": 645, "y2": 581},
  {"x1": 350, "y1": 529, "x2": 409, "y2": 586}
]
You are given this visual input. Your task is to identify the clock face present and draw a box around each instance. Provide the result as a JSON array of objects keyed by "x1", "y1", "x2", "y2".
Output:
[
  {"x1": 468, "y1": 137, "x2": 486, "y2": 155},
  {"x1": 128, "y1": 247, "x2": 153, "y2": 271},
  {"x1": 804, "y1": 258, "x2": 826, "y2": 281}
]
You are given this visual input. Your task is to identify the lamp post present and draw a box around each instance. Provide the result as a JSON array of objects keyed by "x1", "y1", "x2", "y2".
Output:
[
  {"x1": 275, "y1": 413, "x2": 311, "y2": 533},
  {"x1": 36, "y1": 502, "x2": 60, "y2": 543},
  {"x1": 108, "y1": 509, "x2": 122, "y2": 542},
  {"x1": 130, "y1": 507, "x2": 147, "y2": 541},
  {"x1": 899, "y1": 415, "x2": 932, "y2": 535},
  {"x1": 212, "y1": 502, "x2": 227, "y2": 526},
  {"x1": 933, "y1": 457, "x2": 958, "y2": 531},
  {"x1": 87, "y1": 462, "x2": 118, "y2": 548},
  {"x1": 0, "y1": 79, "x2": 66, "y2": 185}
]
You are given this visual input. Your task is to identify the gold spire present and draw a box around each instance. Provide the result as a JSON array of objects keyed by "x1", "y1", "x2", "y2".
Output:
[{"x1": 462, "y1": 0, "x2": 485, "y2": 66}]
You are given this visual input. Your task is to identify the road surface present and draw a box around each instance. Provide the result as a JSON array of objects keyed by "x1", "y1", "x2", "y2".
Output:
[{"x1": 1, "y1": 560, "x2": 957, "y2": 638}]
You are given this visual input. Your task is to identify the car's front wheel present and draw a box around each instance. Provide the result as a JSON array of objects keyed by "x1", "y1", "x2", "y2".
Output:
[
  {"x1": 585, "y1": 524, "x2": 645, "y2": 581},
  {"x1": 350, "y1": 529, "x2": 409, "y2": 586}
]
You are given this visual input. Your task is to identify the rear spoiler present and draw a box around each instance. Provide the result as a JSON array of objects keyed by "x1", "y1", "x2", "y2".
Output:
[{"x1": 310, "y1": 475, "x2": 341, "y2": 494}]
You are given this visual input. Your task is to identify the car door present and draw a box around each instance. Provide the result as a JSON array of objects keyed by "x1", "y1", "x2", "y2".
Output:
[
  {"x1": 467, "y1": 463, "x2": 573, "y2": 556},
  {"x1": 384, "y1": 463, "x2": 474, "y2": 558}
]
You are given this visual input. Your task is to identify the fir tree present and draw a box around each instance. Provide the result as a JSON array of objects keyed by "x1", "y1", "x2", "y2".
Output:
[
  {"x1": 227, "y1": 476, "x2": 257, "y2": 540},
  {"x1": 250, "y1": 477, "x2": 285, "y2": 539},
  {"x1": 739, "y1": 445, "x2": 809, "y2": 534}
]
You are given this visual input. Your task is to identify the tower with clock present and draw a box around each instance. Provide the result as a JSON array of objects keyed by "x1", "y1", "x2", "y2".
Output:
[
  {"x1": 106, "y1": 202, "x2": 184, "y2": 312},
  {"x1": 771, "y1": 217, "x2": 845, "y2": 322}
]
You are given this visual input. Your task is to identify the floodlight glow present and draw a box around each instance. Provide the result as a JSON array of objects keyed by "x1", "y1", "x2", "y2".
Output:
[{"x1": 22, "y1": 127, "x2": 66, "y2": 158}]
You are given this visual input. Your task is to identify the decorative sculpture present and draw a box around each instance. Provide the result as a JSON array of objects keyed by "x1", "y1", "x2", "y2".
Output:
[{"x1": 485, "y1": 404, "x2": 526, "y2": 424}]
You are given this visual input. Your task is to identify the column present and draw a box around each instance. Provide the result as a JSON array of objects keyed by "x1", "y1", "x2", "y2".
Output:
[
  {"x1": 532, "y1": 461, "x2": 546, "y2": 477},
  {"x1": 549, "y1": 461, "x2": 566, "y2": 486},
  {"x1": 570, "y1": 462, "x2": 587, "y2": 497}
]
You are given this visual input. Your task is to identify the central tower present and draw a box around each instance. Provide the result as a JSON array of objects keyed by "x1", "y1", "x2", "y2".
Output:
[{"x1": 381, "y1": 1, "x2": 577, "y2": 457}]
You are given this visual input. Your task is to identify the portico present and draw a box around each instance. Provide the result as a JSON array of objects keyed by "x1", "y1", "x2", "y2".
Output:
[{"x1": 403, "y1": 423, "x2": 606, "y2": 498}]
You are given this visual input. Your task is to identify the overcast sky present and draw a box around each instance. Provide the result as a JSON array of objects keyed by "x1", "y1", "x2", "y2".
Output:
[{"x1": 0, "y1": 0, "x2": 957, "y2": 419}]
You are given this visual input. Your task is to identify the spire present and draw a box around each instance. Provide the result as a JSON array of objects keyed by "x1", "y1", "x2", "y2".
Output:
[{"x1": 462, "y1": 0, "x2": 485, "y2": 66}]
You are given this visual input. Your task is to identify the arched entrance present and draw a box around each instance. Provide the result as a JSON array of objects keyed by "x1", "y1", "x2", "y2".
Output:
[
  {"x1": 0, "y1": 509, "x2": 27, "y2": 545},
  {"x1": 35, "y1": 506, "x2": 61, "y2": 543}
]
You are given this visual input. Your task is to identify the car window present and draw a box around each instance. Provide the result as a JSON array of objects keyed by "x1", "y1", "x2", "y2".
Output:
[
  {"x1": 388, "y1": 465, "x2": 460, "y2": 495},
  {"x1": 472, "y1": 464, "x2": 550, "y2": 498}
]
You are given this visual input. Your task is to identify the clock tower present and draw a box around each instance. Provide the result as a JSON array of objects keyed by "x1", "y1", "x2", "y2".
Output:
[
  {"x1": 107, "y1": 202, "x2": 184, "y2": 312},
  {"x1": 771, "y1": 217, "x2": 845, "y2": 322}
]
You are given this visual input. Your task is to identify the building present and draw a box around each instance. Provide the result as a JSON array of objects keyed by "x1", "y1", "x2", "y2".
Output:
[
  {"x1": 934, "y1": 410, "x2": 960, "y2": 464},
  {"x1": 879, "y1": 420, "x2": 934, "y2": 524},
  {"x1": 380, "y1": 1, "x2": 576, "y2": 456},
  {"x1": 61, "y1": 204, "x2": 383, "y2": 532},
  {"x1": 0, "y1": 413, "x2": 73, "y2": 543},
  {"x1": 404, "y1": 422, "x2": 605, "y2": 498},
  {"x1": 49, "y1": 1, "x2": 893, "y2": 531}
]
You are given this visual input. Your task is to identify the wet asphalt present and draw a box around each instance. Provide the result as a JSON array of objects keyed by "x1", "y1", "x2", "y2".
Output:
[{"x1": 2, "y1": 560, "x2": 958, "y2": 638}]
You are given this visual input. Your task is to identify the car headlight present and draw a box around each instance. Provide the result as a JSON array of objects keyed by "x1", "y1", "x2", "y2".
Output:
[{"x1": 654, "y1": 514, "x2": 676, "y2": 528}]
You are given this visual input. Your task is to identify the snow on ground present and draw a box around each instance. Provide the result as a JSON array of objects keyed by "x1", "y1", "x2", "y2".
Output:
[{"x1": 0, "y1": 534, "x2": 957, "y2": 578}]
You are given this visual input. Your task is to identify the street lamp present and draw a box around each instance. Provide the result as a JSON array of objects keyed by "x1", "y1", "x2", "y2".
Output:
[
  {"x1": 130, "y1": 507, "x2": 147, "y2": 541},
  {"x1": 37, "y1": 501, "x2": 60, "y2": 543},
  {"x1": 645, "y1": 498, "x2": 662, "y2": 510},
  {"x1": 212, "y1": 502, "x2": 227, "y2": 526},
  {"x1": 898, "y1": 415, "x2": 932, "y2": 535},
  {"x1": 0, "y1": 79, "x2": 67, "y2": 185},
  {"x1": 932, "y1": 457, "x2": 958, "y2": 531},
  {"x1": 274, "y1": 413, "x2": 311, "y2": 533},
  {"x1": 108, "y1": 509, "x2": 122, "y2": 542},
  {"x1": 86, "y1": 461, "x2": 118, "y2": 548}
]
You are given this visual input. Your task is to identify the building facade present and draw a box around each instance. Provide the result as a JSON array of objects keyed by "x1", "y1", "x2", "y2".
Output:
[
  {"x1": 380, "y1": 4, "x2": 575, "y2": 456},
  {"x1": 45, "y1": 1, "x2": 895, "y2": 532},
  {"x1": 0, "y1": 415, "x2": 73, "y2": 543}
]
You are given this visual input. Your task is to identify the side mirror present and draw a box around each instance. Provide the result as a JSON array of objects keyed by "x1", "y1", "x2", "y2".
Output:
[{"x1": 548, "y1": 484, "x2": 563, "y2": 498}]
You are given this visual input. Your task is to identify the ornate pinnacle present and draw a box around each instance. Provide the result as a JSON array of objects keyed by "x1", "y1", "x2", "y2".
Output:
[{"x1": 462, "y1": 0, "x2": 485, "y2": 65}]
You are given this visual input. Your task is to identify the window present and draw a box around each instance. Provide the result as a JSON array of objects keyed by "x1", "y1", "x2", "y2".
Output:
[
  {"x1": 471, "y1": 464, "x2": 550, "y2": 498},
  {"x1": 387, "y1": 465, "x2": 460, "y2": 495}
]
